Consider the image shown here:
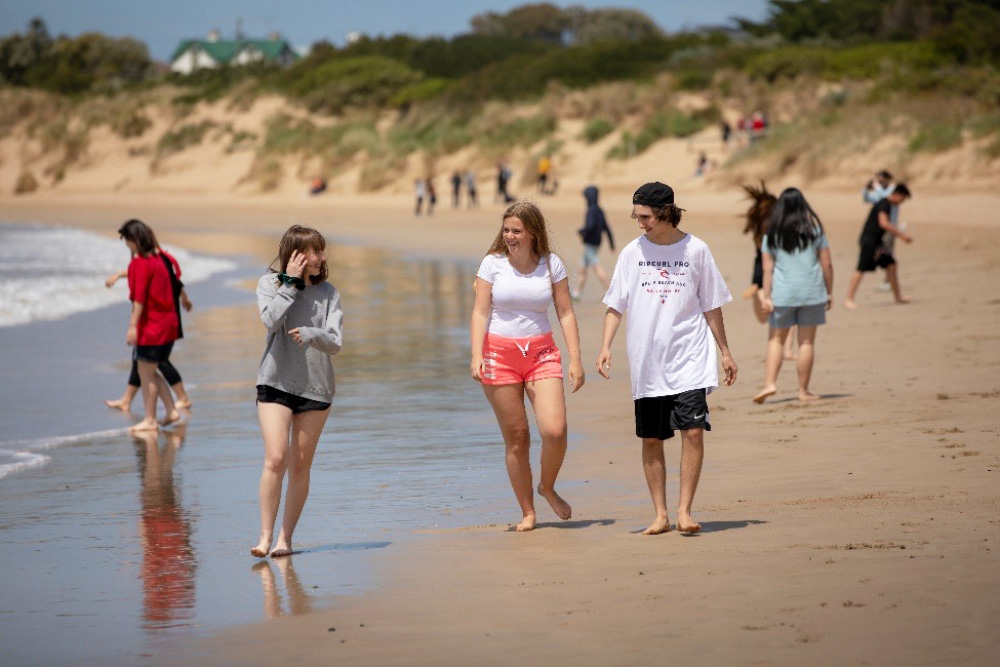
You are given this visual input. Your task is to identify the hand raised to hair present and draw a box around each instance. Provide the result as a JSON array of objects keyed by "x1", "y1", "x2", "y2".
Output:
[{"x1": 286, "y1": 250, "x2": 307, "y2": 278}]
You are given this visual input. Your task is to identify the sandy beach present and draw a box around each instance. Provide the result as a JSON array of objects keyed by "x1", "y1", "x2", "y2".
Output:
[{"x1": 2, "y1": 182, "x2": 998, "y2": 665}]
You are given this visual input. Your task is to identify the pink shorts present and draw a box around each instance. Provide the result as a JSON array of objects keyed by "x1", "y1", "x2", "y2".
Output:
[{"x1": 481, "y1": 332, "x2": 563, "y2": 386}]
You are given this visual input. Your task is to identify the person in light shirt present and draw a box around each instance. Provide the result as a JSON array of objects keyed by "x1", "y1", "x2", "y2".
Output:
[
  {"x1": 597, "y1": 182, "x2": 737, "y2": 535},
  {"x1": 470, "y1": 200, "x2": 584, "y2": 532}
]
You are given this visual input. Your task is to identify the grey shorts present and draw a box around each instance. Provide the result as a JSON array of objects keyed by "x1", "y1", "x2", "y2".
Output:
[
  {"x1": 769, "y1": 303, "x2": 826, "y2": 329},
  {"x1": 581, "y1": 244, "x2": 600, "y2": 267}
]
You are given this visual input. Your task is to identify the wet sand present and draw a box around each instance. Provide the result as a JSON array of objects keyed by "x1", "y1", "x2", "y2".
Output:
[{"x1": 3, "y1": 188, "x2": 999, "y2": 665}]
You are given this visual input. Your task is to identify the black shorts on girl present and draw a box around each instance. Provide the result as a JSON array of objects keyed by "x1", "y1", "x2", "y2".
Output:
[
  {"x1": 133, "y1": 341, "x2": 174, "y2": 363},
  {"x1": 634, "y1": 388, "x2": 711, "y2": 440},
  {"x1": 256, "y1": 385, "x2": 331, "y2": 414}
]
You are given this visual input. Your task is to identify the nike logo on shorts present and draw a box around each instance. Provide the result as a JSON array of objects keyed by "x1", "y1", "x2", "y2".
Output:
[{"x1": 693, "y1": 413, "x2": 705, "y2": 420}]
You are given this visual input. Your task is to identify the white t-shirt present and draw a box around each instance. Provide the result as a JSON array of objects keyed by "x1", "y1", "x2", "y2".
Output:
[
  {"x1": 603, "y1": 234, "x2": 732, "y2": 399},
  {"x1": 477, "y1": 253, "x2": 567, "y2": 338}
]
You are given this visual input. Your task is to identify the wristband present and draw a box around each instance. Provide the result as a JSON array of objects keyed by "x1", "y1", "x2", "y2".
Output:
[{"x1": 278, "y1": 273, "x2": 306, "y2": 290}]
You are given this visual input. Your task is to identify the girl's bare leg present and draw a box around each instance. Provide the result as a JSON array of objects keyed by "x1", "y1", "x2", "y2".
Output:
[
  {"x1": 172, "y1": 382, "x2": 192, "y2": 410},
  {"x1": 526, "y1": 377, "x2": 571, "y2": 520},
  {"x1": 155, "y1": 374, "x2": 180, "y2": 426},
  {"x1": 641, "y1": 438, "x2": 670, "y2": 534},
  {"x1": 783, "y1": 325, "x2": 797, "y2": 360},
  {"x1": 106, "y1": 384, "x2": 139, "y2": 411},
  {"x1": 754, "y1": 327, "x2": 790, "y2": 403},
  {"x1": 253, "y1": 402, "x2": 293, "y2": 557},
  {"x1": 796, "y1": 325, "x2": 819, "y2": 401},
  {"x1": 484, "y1": 384, "x2": 536, "y2": 531},
  {"x1": 271, "y1": 407, "x2": 330, "y2": 557},
  {"x1": 131, "y1": 361, "x2": 162, "y2": 432}
]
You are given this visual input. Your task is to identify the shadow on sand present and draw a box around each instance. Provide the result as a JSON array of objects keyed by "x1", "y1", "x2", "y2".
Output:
[
  {"x1": 698, "y1": 519, "x2": 767, "y2": 533},
  {"x1": 762, "y1": 393, "x2": 853, "y2": 405},
  {"x1": 510, "y1": 518, "x2": 616, "y2": 532},
  {"x1": 292, "y1": 541, "x2": 392, "y2": 555}
]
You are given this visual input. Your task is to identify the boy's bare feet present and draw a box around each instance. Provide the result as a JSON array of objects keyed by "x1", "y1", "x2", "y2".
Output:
[
  {"x1": 129, "y1": 418, "x2": 159, "y2": 433},
  {"x1": 159, "y1": 409, "x2": 182, "y2": 427},
  {"x1": 844, "y1": 299, "x2": 859, "y2": 310},
  {"x1": 753, "y1": 386, "x2": 777, "y2": 404},
  {"x1": 105, "y1": 397, "x2": 131, "y2": 411},
  {"x1": 537, "y1": 483, "x2": 572, "y2": 520},
  {"x1": 641, "y1": 515, "x2": 671, "y2": 535},
  {"x1": 514, "y1": 514, "x2": 536, "y2": 532},
  {"x1": 798, "y1": 392, "x2": 820, "y2": 402},
  {"x1": 677, "y1": 513, "x2": 701, "y2": 534}
]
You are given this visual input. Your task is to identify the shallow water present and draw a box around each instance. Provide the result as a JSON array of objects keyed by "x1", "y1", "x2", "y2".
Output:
[{"x1": 0, "y1": 227, "x2": 525, "y2": 665}]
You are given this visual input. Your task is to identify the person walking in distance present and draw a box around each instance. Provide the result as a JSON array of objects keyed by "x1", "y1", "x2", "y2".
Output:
[
  {"x1": 752, "y1": 188, "x2": 834, "y2": 404},
  {"x1": 845, "y1": 184, "x2": 912, "y2": 309},
  {"x1": 571, "y1": 185, "x2": 615, "y2": 300}
]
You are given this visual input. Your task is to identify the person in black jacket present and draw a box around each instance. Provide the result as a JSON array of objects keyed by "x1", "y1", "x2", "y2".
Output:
[{"x1": 572, "y1": 185, "x2": 615, "y2": 300}]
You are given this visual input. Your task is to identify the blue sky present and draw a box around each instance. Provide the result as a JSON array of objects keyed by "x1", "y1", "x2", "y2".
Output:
[{"x1": 0, "y1": 1, "x2": 771, "y2": 61}]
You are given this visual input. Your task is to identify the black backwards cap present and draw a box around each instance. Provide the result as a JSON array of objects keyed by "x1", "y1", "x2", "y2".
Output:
[{"x1": 633, "y1": 182, "x2": 675, "y2": 207}]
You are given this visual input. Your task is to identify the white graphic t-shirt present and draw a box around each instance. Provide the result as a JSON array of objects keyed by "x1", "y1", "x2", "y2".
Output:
[
  {"x1": 477, "y1": 253, "x2": 567, "y2": 338},
  {"x1": 603, "y1": 234, "x2": 731, "y2": 399}
]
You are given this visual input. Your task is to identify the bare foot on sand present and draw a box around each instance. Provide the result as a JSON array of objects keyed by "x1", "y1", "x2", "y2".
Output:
[
  {"x1": 514, "y1": 514, "x2": 536, "y2": 532},
  {"x1": 159, "y1": 409, "x2": 182, "y2": 428},
  {"x1": 783, "y1": 350, "x2": 797, "y2": 361},
  {"x1": 250, "y1": 535, "x2": 271, "y2": 558},
  {"x1": 677, "y1": 513, "x2": 701, "y2": 534},
  {"x1": 174, "y1": 399, "x2": 192, "y2": 411},
  {"x1": 798, "y1": 392, "x2": 820, "y2": 402},
  {"x1": 537, "y1": 484, "x2": 572, "y2": 520},
  {"x1": 129, "y1": 418, "x2": 159, "y2": 433},
  {"x1": 895, "y1": 295, "x2": 911, "y2": 304},
  {"x1": 753, "y1": 386, "x2": 777, "y2": 404},
  {"x1": 105, "y1": 397, "x2": 131, "y2": 411},
  {"x1": 641, "y1": 515, "x2": 671, "y2": 535},
  {"x1": 844, "y1": 299, "x2": 859, "y2": 310},
  {"x1": 269, "y1": 546, "x2": 294, "y2": 558}
]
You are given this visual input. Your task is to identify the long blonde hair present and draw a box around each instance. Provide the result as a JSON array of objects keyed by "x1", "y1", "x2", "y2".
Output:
[{"x1": 484, "y1": 200, "x2": 552, "y2": 259}]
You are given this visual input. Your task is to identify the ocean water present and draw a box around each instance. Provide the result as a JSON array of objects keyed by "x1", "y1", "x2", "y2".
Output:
[
  {"x1": 0, "y1": 222, "x2": 540, "y2": 665},
  {"x1": 0, "y1": 221, "x2": 236, "y2": 329}
]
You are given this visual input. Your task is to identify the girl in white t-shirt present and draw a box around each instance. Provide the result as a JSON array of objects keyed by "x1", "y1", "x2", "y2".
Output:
[{"x1": 471, "y1": 200, "x2": 584, "y2": 532}]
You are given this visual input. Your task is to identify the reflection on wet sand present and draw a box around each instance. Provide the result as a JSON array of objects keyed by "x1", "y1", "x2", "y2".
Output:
[
  {"x1": 133, "y1": 426, "x2": 195, "y2": 631},
  {"x1": 252, "y1": 557, "x2": 312, "y2": 618}
]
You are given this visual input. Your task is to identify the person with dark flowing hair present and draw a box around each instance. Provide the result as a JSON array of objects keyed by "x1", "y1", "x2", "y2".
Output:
[
  {"x1": 117, "y1": 219, "x2": 182, "y2": 432},
  {"x1": 742, "y1": 181, "x2": 797, "y2": 360},
  {"x1": 470, "y1": 200, "x2": 584, "y2": 532},
  {"x1": 251, "y1": 225, "x2": 343, "y2": 558},
  {"x1": 753, "y1": 188, "x2": 834, "y2": 404}
]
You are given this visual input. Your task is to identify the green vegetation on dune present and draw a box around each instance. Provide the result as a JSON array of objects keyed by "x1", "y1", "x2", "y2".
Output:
[{"x1": 3, "y1": 1, "x2": 1000, "y2": 192}]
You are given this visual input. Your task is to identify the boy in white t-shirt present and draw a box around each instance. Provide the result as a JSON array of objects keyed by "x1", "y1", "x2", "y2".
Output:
[{"x1": 597, "y1": 182, "x2": 738, "y2": 535}]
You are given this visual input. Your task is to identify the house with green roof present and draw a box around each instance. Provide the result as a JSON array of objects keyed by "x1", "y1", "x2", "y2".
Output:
[{"x1": 170, "y1": 31, "x2": 298, "y2": 74}]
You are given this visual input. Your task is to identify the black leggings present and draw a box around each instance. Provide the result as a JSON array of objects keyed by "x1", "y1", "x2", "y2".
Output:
[{"x1": 128, "y1": 359, "x2": 182, "y2": 387}]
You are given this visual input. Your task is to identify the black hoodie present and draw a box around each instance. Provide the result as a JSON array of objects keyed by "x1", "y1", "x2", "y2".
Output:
[{"x1": 579, "y1": 186, "x2": 615, "y2": 249}]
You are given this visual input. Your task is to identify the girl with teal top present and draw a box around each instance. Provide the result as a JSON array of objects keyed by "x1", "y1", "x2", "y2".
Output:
[{"x1": 753, "y1": 188, "x2": 833, "y2": 404}]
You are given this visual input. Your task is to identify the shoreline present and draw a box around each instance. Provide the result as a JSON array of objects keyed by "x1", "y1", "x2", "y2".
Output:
[{"x1": 5, "y1": 189, "x2": 999, "y2": 665}]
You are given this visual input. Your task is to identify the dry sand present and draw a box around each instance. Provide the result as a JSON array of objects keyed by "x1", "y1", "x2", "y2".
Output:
[{"x1": 3, "y1": 184, "x2": 998, "y2": 665}]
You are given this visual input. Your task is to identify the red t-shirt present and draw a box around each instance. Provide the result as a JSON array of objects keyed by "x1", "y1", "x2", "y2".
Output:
[{"x1": 128, "y1": 253, "x2": 179, "y2": 345}]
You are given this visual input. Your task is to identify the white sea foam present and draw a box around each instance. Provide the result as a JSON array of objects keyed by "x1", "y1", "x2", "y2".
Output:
[
  {"x1": 0, "y1": 222, "x2": 237, "y2": 328},
  {"x1": 0, "y1": 428, "x2": 130, "y2": 481},
  {"x1": 0, "y1": 450, "x2": 52, "y2": 480}
]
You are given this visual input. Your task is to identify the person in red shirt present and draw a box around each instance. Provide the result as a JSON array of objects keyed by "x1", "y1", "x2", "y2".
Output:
[{"x1": 118, "y1": 219, "x2": 180, "y2": 432}]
